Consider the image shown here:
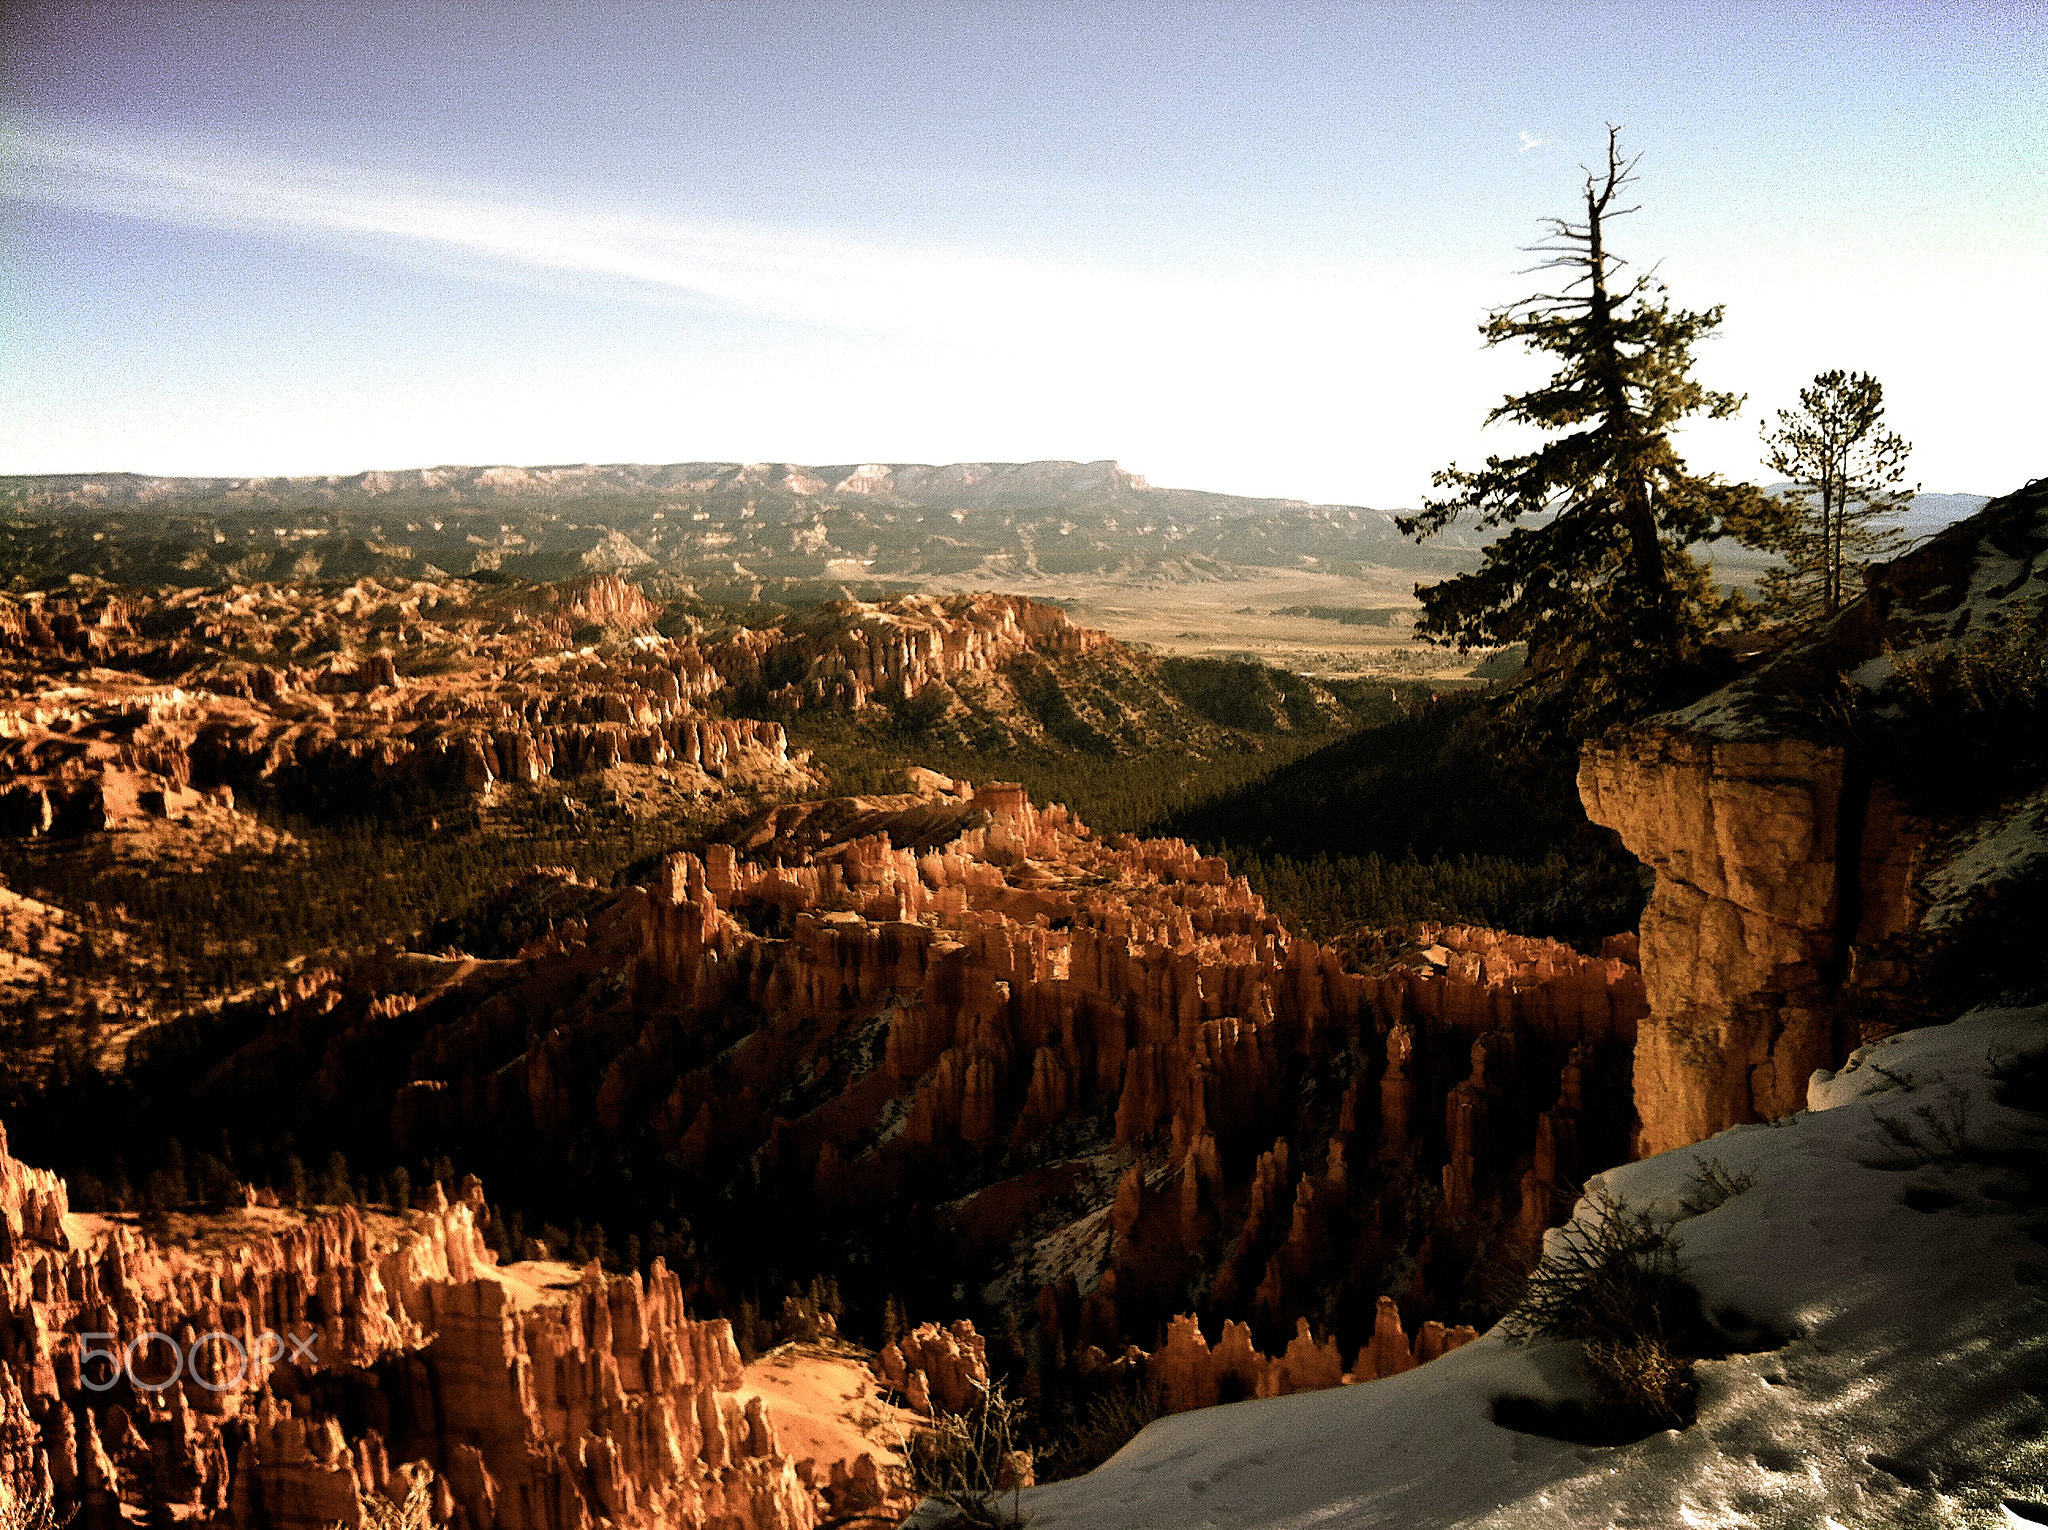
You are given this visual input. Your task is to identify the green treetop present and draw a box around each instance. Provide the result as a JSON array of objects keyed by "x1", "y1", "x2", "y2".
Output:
[
  {"x1": 1399, "y1": 128, "x2": 1759, "y2": 746},
  {"x1": 1736, "y1": 369, "x2": 1914, "y2": 622}
]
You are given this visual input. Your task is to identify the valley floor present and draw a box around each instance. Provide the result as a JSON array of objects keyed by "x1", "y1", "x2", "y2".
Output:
[{"x1": 976, "y1": 571, "x2": 1482, "y2": 680}]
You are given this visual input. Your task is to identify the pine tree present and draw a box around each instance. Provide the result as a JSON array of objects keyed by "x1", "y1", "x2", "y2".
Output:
[
  {"x1": 323, "y1": 1150, "x2": 356, "y2": 1206},
  {"x1": 734, "y1": 1298, "x2": 762, "y2": 1362},
  {"x1": 1736, "y1": 369, "x2": 1913, "y2": 621},
  {"x1": 193, "y1": 1152, "x2": 238, "y2": 1208},
  {"x1": 1398, "y1": 127, "x2": 1759, "y2": 745}
]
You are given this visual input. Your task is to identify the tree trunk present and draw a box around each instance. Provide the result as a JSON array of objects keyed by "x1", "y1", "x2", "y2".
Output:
[{"x1": 1583, "y1": 178, "x2": 1674, "y2": 648}]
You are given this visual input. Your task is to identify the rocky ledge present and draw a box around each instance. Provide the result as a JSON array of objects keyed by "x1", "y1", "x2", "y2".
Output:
[{"x1": 1581, "y1": 476, "x2": 2047, "y2": 1153}]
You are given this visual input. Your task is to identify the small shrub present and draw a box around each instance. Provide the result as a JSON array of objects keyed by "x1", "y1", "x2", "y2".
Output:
[
  {"x1": 1872, "y1": 1093, "x2": 1972, "y2": 1168},
  {"x1": 1499, "y1": 1189, "x2": 1718, "y2": 1433},
  {"x1": 898, "y1": 1379, "x2": 1034, "y2": 1528},
  {"x1": 1679, "y1": 1158, "x2": 1757, "y2": 1217}
]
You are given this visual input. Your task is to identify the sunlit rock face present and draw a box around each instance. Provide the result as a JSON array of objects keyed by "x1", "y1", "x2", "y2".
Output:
[
  {"x1": 1582, "y1": 476, "x2": 2047, "y2": 1155},
  {"x1": 0, "y1": 1123, "x2": 917, "y2": 1530},
  {"x1": 1581, "y1": 733, "x2": 1854, "y2": 1154},
  {"x1": 0, "y1": 579, "x2": 1121, "y2": 838}
]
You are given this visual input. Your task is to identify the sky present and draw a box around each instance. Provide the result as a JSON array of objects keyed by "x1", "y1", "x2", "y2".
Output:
[{"x1": 2, "y1": 0, "x2": 2043, "y2": 507}]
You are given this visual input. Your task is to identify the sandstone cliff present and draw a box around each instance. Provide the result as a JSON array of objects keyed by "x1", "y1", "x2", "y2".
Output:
[{"x1": 1582, "y1": 476, "x2": 2047, "y2": 1154}]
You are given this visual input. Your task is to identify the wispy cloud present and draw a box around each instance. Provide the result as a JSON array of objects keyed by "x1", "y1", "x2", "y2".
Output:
[
  {"x1": 1517, "y1": 130, "x2": 1545, "y2": 153},
  {"x1": 3, "y1": 120, "x2": 1400, "y2": 352},
  {"x1": 0, "y1": 119, "x2": 1515, "y2": 500}
]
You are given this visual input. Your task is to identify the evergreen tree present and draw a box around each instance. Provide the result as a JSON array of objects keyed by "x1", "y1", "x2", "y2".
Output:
[
  {"x1": 1736, "y1": 369, "x2": 1913, "y2": 620},
  {"x1": 323, "y1": 1150, "x2": 356, "y2": 1206},
  {"x1": 1398, "y1": 128, "x2": 1758, "y2": 744},
  {"x1": 734, "y1": 1298, "x2": 762, "y2": 1362},
  {"x1": 193, "y1": 1152, "x2": 239, "y2": 1208}
]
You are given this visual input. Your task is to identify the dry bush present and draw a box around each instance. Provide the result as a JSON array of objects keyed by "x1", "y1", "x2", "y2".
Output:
[
  {"x1": 1873, "y1": 1093, "x2": 1973, "y2": 1168},
  {"x1": 1500, "y1": 1188, "x2": 1717, "y2": 1432},
  {"x1": 1864, "y1": 598, "x2": 2048, "y2": 816},
  {"x1": 1037, "y1": 1376, "x2": 1163, "y2": 1480},
  {"x1": 1679, "y1": 1157, "x2": 1757, "y2": 1217},
  {"x1": 897, "y1": 1378, "x2": 1033, "y2": 1528}
]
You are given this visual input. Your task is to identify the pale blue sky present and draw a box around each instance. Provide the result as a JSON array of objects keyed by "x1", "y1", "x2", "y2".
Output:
[{"x1": 3, "y1": 1, "x2": 2043, "y2": 503}]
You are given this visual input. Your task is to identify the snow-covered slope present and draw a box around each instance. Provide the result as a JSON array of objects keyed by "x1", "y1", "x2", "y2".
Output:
[{"x1": 1017, "y1": 1008, "x2": 2048, "y2": 1529}]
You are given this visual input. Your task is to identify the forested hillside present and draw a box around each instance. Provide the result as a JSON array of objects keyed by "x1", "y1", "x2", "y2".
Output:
[{"x1": 1162, "y1": 693, "x2": 1646, "y2": 945}]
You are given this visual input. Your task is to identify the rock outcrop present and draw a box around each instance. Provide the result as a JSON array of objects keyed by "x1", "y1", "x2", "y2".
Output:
[
  {"x1": 708, "y1": 593, "x2": 1110, "y2": 714},
  {"x1": 1582, "y1": 476, "x2": 2047, "y2": 1154},
  {"x1": 1580, "y1": 734, "x2": 1864, "y2": 1153},
  {"x1": 876, "y1": 1322, "x2": 990, "y2": 1416}
]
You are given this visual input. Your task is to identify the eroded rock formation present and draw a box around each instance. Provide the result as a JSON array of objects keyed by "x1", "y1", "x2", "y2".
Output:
[
  {"x1": 0, "y1": 580, "x2": 1117, "y2": 838},
  {"x1": 0, "y1": 565, "x2": 1695, "y2": 1501},
  {"x1": 1582, "y1": 476, "x2": 2047, "y2": 1154},
  {"x1": 707, "y1": 593, "x2": 1110, "y2": 714},
  {"x1": 200, "y1": 768, "x2": 1644, "y2": 1410},
  {"x1": 0, "y1": 1125, "x2": 913, "y2": 1528},
  {"x1": 1129, "y1": 1299, "x2": 1471, "y2": 1415}
]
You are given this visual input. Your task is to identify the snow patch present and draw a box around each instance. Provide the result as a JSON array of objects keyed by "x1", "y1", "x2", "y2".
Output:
[
  {"x1": 1017, "y1": 1007, "x2": 2048, "y2": 1529},
  {"x1": 1922, "y1": 784, "x2": 2048, "y2": 930}
]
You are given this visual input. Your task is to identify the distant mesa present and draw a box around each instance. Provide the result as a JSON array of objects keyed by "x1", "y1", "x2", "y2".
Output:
[
  {"x1": 0, "y1": 458, "x2": 1163, "y2": 509},
  {"x1": 0, "y1": 462, "x2": 1988, "y2": 608},
  {"x1": 0, "y1": 459, "x2": 1484, "y2": 595}
]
